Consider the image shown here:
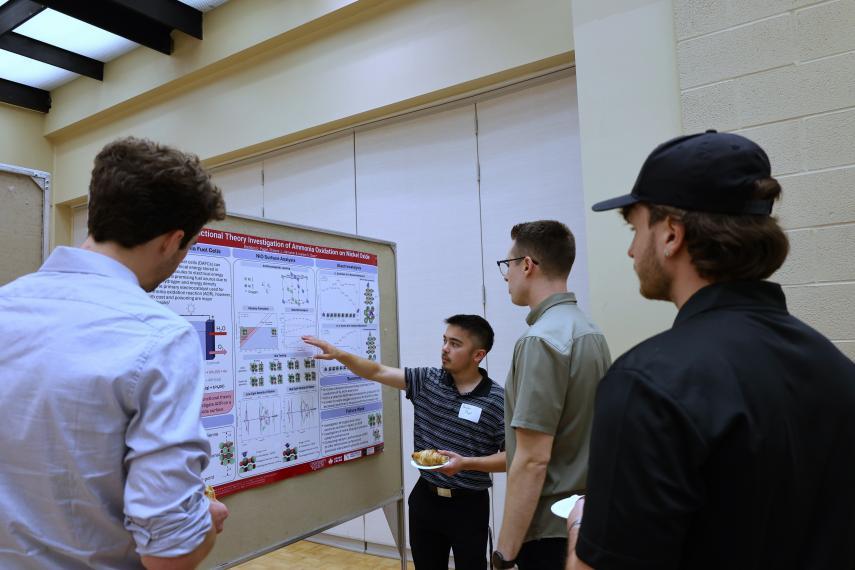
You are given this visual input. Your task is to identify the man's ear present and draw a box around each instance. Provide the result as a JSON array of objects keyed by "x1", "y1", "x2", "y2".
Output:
[
  {"x1": 663, "y1": 216, "x2": 686, "y2": 257},
  {"x1": 524, "y1": 256, "x2": 537, "y2": 276},
  {"x1": 160, "y1": 229, "x2": 186, "y2": 253},
  {"x1": 473, "y1": 349, "x2": 487, "y2": 364}
]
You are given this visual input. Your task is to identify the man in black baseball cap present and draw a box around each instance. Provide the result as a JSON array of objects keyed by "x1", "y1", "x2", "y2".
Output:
[{"x1": 563, "y1": 130, "x2": 855, "y2": 570}]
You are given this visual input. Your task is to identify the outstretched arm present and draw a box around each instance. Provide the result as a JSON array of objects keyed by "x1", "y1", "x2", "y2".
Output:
[{"x1": 302, "y1": 335, "x2": 405, "y2": 390}]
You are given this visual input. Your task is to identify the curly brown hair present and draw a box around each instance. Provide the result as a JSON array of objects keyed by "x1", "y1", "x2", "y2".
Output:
[{"x1": 88, "y1": 137, "x2": 226, "y2": 248}]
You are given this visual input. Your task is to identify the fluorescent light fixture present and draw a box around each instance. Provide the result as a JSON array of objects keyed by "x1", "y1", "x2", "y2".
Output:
[
  {"x1": 181, "y1": 0, "x2": 230, "y2": 11},
  {"x1": 0, "y1": 0, "x2": 228, "y2": 92},
  {"x1": 15, "y1": 9, "x2": 139, "y2": 62},
  {"x1": 0, "y1": 49, "x2": 76, "y2": 90}
]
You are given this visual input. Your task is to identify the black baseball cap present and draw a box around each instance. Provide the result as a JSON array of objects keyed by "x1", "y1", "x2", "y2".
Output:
[{"x1": 591, "y1": 130, "x2": 774, "y2": 215}]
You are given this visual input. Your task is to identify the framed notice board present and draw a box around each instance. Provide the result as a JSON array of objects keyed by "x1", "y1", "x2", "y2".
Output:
[{"x1": 151, "y1": 213, "x2": 405, "y2": 568}]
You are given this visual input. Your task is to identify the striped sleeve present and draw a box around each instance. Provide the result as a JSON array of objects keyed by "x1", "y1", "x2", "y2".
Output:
[
  {"x1": 494, "y1": 388, "x2": 506, "y2": 451},
  {"x1": 404, "y1": 367, "x2": 429, "y2": 401}
]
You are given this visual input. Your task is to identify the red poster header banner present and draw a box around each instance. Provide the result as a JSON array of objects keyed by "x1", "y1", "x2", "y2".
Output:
[{"x1": 199, "y1": 228, "x2": 378, "y2": 265}]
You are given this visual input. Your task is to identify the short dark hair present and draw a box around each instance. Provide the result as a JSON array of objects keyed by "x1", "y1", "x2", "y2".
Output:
[
  {"x1": 444, "y1": 314, "x2": 494, "y2": 352},
  {"x1": 88, "y1": 137, "x2": 226, "y2": 248},
  {"x1": 622, "y1": 178, "x2": 789, "y2": 282},
  {"x1": 510, "y1": 220, "x2": 576, "y2": 279}
]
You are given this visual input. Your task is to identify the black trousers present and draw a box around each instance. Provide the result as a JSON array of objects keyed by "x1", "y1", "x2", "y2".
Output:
[
  {"x1": 516, "y1": 537, "x2": 568, "y2": 570},
  {"x1": 408, "y1": 477, "x2": 490, "y2": 570}
]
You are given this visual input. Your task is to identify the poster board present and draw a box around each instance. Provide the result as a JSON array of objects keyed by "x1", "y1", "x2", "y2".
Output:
[
  {"x1": 177, "y1": 213, "x2": 404, "y2": 568},
  {"x1": 0, "y1": 167, "x2": 49, "y2": 285}
]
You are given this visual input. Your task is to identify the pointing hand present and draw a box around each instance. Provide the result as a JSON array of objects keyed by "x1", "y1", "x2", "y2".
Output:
[{"x1": 302, "y1": 336, "x2": 340, "y2": 360}]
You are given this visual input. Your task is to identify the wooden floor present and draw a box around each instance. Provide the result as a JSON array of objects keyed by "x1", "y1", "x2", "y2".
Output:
[{"x1": 234, "y1": 540, "x2": 416, "y2": 570}]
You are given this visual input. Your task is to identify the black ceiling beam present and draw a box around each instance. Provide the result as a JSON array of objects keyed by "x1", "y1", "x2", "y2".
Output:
[
  {"x1": 0, "y1": 0, "x2": 46, "y2": 34},
  {"x1": 36, "y1": 0, "x2": 174, "y2": 55},
  {"x1": 0, "y1": 78, "x2": 50, "y2": 113},
  {"x1": 0, "y1": 32, "x2": 103, "y2": 80},
  {"x1": 106, "y1": 0, "x2": 202, "y2": 40}
]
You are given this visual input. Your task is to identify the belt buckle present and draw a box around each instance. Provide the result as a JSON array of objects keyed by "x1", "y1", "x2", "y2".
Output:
[{"x1": 437, "y1": 487, "x2": 452, "y2": 498}]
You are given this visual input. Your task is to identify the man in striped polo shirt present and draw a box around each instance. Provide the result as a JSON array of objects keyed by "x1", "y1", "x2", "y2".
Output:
[{"x1": 304, "y1": 314, "x2": 505, "y2": 569}]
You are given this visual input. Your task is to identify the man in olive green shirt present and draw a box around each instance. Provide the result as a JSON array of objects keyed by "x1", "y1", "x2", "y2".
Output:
[{"x1": 492, "y1": 220, "x2": 611, "y2": 570}]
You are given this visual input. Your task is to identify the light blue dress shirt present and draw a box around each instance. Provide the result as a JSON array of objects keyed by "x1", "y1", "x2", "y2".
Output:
[{"x1": 0, "y1": 247, "x2": 212, "y2": 569}]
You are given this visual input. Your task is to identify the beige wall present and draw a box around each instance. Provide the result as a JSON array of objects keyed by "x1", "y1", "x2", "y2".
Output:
[
  {"x1": 45, "y1": 0, "x2": 371, "y2": 137},
  {"x1": 572, "y1": 0, "x2": 682, "y2": 357},
  {"x1": 50, "y1": 0, "x2": 573, "y2": 207},
  {"x1": 0, "y1": 104, "x2": 52, "y2": 172},
  {"x1": 674, "y1": 0, "x2": 855, "y2": 360}
]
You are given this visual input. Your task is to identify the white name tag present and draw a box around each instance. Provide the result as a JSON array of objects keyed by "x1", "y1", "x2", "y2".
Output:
[{"x1": 458, "y1": 403, "x2": 482, "y2": 423}]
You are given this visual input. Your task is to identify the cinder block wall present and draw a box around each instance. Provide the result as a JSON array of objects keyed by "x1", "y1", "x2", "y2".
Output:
[{"x1": 674, "y1": 0, "x2": 855, "y2": 361}]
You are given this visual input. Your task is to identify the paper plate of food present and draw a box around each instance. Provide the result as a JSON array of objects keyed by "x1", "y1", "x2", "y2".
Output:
[
  {"x1": 551, "y1": 494, "x2": 583, "y2": 518},
  {"x1": 410, "y1": 449, "x2": 449, "y2": 470}
]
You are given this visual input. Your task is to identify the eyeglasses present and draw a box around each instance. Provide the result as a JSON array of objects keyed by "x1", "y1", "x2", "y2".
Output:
[{"x1": 496, "y1": 256, "x2": 538, "y2": 277}]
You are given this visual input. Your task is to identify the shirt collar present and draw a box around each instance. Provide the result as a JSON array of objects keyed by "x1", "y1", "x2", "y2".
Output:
[
  {"x1": 442, "y1": 367, "x2": 493, "y2": 397},
  {"x1": 674, "y1": 280, "x2": 787, "y2": 327},
  {"x1": 526, "y1": 292, "x2": 577, "y2": 326},
  {"x1": 40, "y1": 246, "x2": 141, "y2": 288}
]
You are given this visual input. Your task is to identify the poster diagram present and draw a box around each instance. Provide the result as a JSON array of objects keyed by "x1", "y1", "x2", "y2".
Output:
[
  {"x1": 281, "y1": 267, "x2": 313, "y2": 309},
  {"x1": 152, "y1": 229, "x2": 383, "y2": 496},
  {"x1": 318, "y1": 271, "x2": 377, "y2": 326},
  {"x1": 239, "y1": 397, "x2": 281, "y2": 440},
  {"x1": 284, "y1": 393, "x2": 319, "y2": 433},
  {"x1": 281, "y1": 316, "x2": 316, "y2": 342},
  {"x1": 186, "y1": 315, "x2": 216, "y2": 360},
  {"x1": 238, "y1": 311, "x2": 279, "y2": 353},
  {"x1": 202, "y1": 426, "x2": 236, "y2": 486},
  {"x1": 318, "y1": 327, "x2": 380, "y2": 376}
]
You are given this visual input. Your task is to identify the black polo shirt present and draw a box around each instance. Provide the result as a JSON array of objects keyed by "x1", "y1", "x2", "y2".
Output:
[
  {"x1": 578, "y1": 281, "x2": 855, "y2": 570},
  {"x1": 405, "y1": 367, "x2": 505, "y2": 490}
]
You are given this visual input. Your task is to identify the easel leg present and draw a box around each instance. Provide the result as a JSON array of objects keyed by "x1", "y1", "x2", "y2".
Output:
[{"x1": 382, "y1": 497, "x2": 407, "y2": 569}]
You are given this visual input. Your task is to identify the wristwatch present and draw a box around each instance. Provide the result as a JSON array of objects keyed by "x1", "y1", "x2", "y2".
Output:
[{"x1": 491, "y1": 550, "x2": 517, "y2": 569}]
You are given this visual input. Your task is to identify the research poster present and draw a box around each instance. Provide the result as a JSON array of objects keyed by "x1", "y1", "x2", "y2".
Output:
[{"x1": 151, "y1": 228, "x2": 384, "y2": 497}]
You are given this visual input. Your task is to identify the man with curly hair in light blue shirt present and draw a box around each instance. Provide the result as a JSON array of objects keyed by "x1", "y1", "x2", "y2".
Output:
[{"x1": 0, "y1": 137, "x2": 229, "y2": 570}]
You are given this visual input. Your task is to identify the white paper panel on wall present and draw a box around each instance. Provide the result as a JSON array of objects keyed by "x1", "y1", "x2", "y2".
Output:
[
  {"x1": 478, "y1": 74, "x2": 588, "y2": 386},
  {"x1": 212, "y1": 162, "x2": 263, "y2": 218},
  {"x1": 355, "y1": 104, "x2": 484, "y2": 547},
  {"x1": 261, "y1": 134, "x2": 363, "y2": 543},
  {"x1": 476, "y1": 74, "x2": 587, "y2": 536},
  {"x1": 262, "y1": 134, "x2": 357, "y2": 234},
  {"x1": 71, "y1": 204, "x2": 88, "y2": 247}
]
